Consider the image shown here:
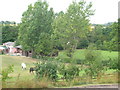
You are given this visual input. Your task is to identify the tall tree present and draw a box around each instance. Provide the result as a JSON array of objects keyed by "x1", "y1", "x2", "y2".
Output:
[
  {"x1": 18, "y1": 0, "x2": 54, "y2": 56},
  {"x1": 52, "y1": 1, "x2": 94, "y2": 57}
]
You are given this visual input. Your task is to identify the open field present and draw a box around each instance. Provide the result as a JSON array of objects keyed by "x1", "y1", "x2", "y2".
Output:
[
  {"x1": 0, "y1": 49, "x2": 119, "y2": 88},
  {"x1": 1, "y1": 55, "x2": 38, "y2": 81},
  {"x1": 58, "y1": 49, "x2": 118, "y2": 60}
]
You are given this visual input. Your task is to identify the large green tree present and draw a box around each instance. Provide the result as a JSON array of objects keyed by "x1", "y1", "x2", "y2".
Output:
[
  {"x1": 52, "y1": 1, "x2": 94, "y2": 57},
  {"x1": 18, "y1": 1, "x2": 54, "y2": 56}
]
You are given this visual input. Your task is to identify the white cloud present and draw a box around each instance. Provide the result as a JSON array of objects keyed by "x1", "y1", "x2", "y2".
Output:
[{"x1": 89, "y1": 0, "x2": 118, "y2": 24}]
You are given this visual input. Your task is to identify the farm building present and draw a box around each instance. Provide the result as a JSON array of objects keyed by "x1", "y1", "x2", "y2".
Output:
[
  {"x1": 3, "y1": 42, "x2": 15, "y2": 47},
  {"x1": 1, "y1": 42, "x2": 32, "y2": 57},
  {"x1": 1, "y1": 42, "x2": 23, "y2": 56}
]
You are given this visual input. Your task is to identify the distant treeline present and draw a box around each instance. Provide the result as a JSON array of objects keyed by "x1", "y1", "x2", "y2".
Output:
[{"x1": 0, "y1": 21, "x2": 20, "y2": 26}]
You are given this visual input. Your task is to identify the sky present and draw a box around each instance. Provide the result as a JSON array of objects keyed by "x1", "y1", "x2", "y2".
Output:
[{"x1": 0, "y1": 0, "x2": 119, "y2": 24}]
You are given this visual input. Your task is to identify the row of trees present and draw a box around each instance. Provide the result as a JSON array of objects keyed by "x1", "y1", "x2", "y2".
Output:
[
  {"x1": 1, "y1": 21, "x2": 19, "y2": 44},
  {"x1": 0, "y1": 21, "x2": 17, "y2": 26},
  {"x1": 17, "y1": 0, "x2": 94, "y2": 57},
  {"x1": 87, "y1": 22, "x2": 118, "y2": 51},
  {"x1": 1, "y1": 0, "x2": 119, "y2": 57}
]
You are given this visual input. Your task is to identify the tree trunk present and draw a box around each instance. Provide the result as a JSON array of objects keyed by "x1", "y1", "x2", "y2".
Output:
[{"x1": 31, "y1": 49, "x2": 36, "y2": 58}]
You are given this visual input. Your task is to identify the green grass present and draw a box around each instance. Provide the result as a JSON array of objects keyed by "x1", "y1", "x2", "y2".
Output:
[
  {"x1": 58, "y1": 49, "x2": 118, "y2": 60},
  {"x1": 0, "y1": 49, "x2": 118, "y2": 88},
  {"x1": 1, "y1": 55, "x2": 38, "y2": 82},
  {"x1": 1, "y1": 49, "x2": 118, "y2": 79},
  {"x1": 100, "y1": 50, "x2": 118, "y2": 60}
]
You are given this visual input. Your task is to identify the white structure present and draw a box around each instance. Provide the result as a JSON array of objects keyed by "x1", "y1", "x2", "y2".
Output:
[
  {"x1": 3, "y1": 42, "x2": 15, "y2": 48},
  {"x1": 21, "y1": 63, "x2": 26, "y2": 70}
]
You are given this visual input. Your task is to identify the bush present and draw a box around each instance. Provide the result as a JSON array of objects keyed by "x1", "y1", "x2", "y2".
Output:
[
  {"x1": 84, "y1": 45, "x2": 105, "y2": 79},
  {"x1": 101, "y1": 60, "x2": 111, "y2": 67},
  {"x1": 66, "y1": 48, "x2": 74, "y2": 58},
  {"x1": 35, "y1": 61, "x2": 58, "y2": 81},
  {"x1": 2, "y1": 65, "x2": 14, "y2": 81},
  {"x1": 59, "y1": 64, "x2": 80, "y2": 81},
  {"x1": 101, "y1": 58, "x2": 119, "y2": 70},
  {"x1": 108, "y1": 58, "x2": 119, "y2": 70}
]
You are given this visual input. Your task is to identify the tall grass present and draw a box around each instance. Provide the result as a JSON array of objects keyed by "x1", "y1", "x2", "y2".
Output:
[{"x1": 3, "y1": 77, "x2": 52, "y2": 88}]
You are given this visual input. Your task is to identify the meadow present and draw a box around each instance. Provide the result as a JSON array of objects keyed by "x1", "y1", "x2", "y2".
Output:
[
  {"x1": 0, "y1": 49, "x2": 119, "y2": 88},
  {"x1": 58, "y1": 49, "x2": 118, "y2": 60}
]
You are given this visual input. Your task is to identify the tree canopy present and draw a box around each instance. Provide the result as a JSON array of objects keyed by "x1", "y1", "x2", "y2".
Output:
[
  {"x1": 18, "y1": 0, "x2": 54, "y2": 56},
  {"x1": 52, "y1": 1, "x2": 94, "y2": 57}
]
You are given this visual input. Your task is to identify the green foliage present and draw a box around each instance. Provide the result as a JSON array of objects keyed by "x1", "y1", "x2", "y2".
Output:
[
  {"x1": 35, "y1": 61, "x2": 58, "y2": 81},
  {"x1": 2, "y1": 25, "x2": 18, "y2": 43},
  {"x1": 66, "y1": 48, "x2": 74, "y2": 58},
  {"x1": 102, "y1": 22, "x2": 118, "y2": 51},
  {"x1": 84, "y1": 45, "x2": 105, "y2": 78},
  {"x1": 52, "y1": 1, "x2": 94, "y2": 57},
  {"x1": 107, "y1": 58, "x2": 119, "y2": 70},
  {"x1": 35, "y1": 33, "x2": 53, "y2": 56},
  {"x1": 2, "y1": 65, "x2": 14, "y2": 81},
  {"x1": 35, "y1": 60, "x2": 80, "y2": 82},
  {"x1": 59, "y1": 64, "x2": 80, "y2": 81},
  {"x1": 102, "y1": 58, "x2": 119, "y2": 70},
  {"x1": 77, "y1": 38, "x2": 89, "y2": 49},
  {"x1": 18, "y1": 1, "x2": 54, "y2": 56},
  {"x1": 88, "y1": 22, "x2": 118, "y2": 51}
]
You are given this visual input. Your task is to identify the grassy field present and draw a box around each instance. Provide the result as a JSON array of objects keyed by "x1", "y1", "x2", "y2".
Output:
[
  {"x1": 1, "y1": 55, "x2": 38, "y2": 82},
  {"x1": 0, "y1": 49, "x2": 118, "y2": 88},
  {"x1": 58, "y1": 49, "x2": 118, "y2": 60}
]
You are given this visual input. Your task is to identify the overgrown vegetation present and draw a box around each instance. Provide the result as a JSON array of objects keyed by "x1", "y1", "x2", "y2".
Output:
[
  {"x1": 2, "y1": 65, "x2": 14, "y2": 81},
  {"x1": 1, "y1": 54, "x2": 118, "y2": 88},
  {"x1": 35, "y1": 61, "x2": 58, "y2": 81},
  {"x1": 84, "y1": 44, "x2": 104, "y2": 79}
]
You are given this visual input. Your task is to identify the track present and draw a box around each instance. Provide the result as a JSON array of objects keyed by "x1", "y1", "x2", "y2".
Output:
[{"x1": 73, "y1": 84, "x2": 119, "y2": 88}]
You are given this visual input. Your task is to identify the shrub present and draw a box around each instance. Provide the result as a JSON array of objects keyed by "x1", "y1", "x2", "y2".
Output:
[
  {"x1": 108, "y1": 58, "x2": 119, "y2": 70},
  {"x1": 84, "y1": 45, "x2": 105, "y2": 79},
  {"x1": 101, "y1": 60, "x2": 111, "y2": 67},
  {"x1": 35, "y1": 61, "x2": 58, "y2": 81},
  {"x1": 66, "y1": 48, "x2": 74, "y2": 58},
  {"x1": 2, "y1": 65, "x2": 14, "y2": 82},
  {"x1": 59, "y1": 64, "x2": 80, "y2": 81}
]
